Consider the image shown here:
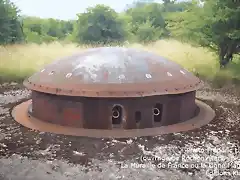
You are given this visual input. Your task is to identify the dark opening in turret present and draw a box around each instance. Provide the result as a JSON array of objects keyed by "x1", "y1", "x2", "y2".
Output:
[
  {"x1": 112, "y1": 105, "x2": 123, "y2": 125},
  {"x1": 153, "y1": 103, "x2": 163, "y2": 123}
]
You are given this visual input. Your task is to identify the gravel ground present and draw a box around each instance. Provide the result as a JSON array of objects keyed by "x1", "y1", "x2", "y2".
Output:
[{"x1": 0, "y1": 83, "x2": 240, "y2": 180}]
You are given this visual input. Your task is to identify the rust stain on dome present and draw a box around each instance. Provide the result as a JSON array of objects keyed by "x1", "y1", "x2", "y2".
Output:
[{"x1": 23, "y1": 47, "x2": 203, "y2": 97}]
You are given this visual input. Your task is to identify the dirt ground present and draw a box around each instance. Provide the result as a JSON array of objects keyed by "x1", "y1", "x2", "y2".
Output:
[{"x1": 0, "y1": 82, "x2": 240, "y2": 180}]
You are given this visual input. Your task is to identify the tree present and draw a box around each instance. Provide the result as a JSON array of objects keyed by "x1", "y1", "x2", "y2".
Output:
[
  {"x1": 166, "y1": 0, "x2": 240, "y2": 67},
  {"x1": 126, "y1": 2, "x2": 168, "y2": 42},
  {"x1": 73, "y1": 5, "x2": 127, "y2": 44},
  {"x1": 164, "y1": 2, "x2": 202, "y2": 41},
  {"x1": 59, "y1": 20, "x2": 74, "y2": 36},
  {"x1": 0, "y1": 0, "x2": 24, "y2": 44},
  {"x1": 186, "y1": 0, "x2": 240, "y2": 67},
  {"x1": 42, "y1": 18, "x2": 64, "y2": 38},
  {"x1": 22, "y1": 16, "x2": 74, "y2": 43},
  {"x1": 162, "y1": 1, "x2": 193, "y2": 12},
  {"x1": 163, "y1": 0, "x2": 176, "y2": 4},
  {"x1": 201, "y1": 0, "x2": 240, "y2": 67},
  {"x1": 23, "y1": 17, "x2": 43, "y2": 35}
]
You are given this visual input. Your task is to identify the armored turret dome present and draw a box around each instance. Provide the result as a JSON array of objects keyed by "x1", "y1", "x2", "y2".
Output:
[{"x1": 24, "y1": 47, "x2": 203, "y2": 97}]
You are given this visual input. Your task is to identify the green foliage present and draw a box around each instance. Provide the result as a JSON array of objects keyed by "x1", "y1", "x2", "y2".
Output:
[
  {"x1": 134, "y1": 20, "x2": 165, "y2": 43},
  {"x1": 73, "y1": 5, "x2": 126, "y2": 44},
  {"x1": 23, "y1": 30, "x2": 42, "y2": 44},
  {"x1": 165, "y1": 0, "x2": 239, "y2": 67},
  {"x1": 0, "y1": 0, "x2": 24, "y2": 44},
  {"x1": 193, "y1": 0, "x2": 239, "y2": 47},
  {"x1": 126, "y1": 2, "x2": 168, "y2": 42},
  {"x1": 1, "y1": 0, "x2": 239, "y2": 67},
  {"x1": 196, "y1": 0, "x2": 239, "y2": 66},
  {"x1": 21, "y1": 16, "x2": 74, "y2": 43},
  {"x1": 162, "y1": 1, "x2": 193, "y2": 12}
]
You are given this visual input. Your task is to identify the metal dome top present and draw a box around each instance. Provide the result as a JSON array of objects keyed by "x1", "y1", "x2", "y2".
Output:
[{"x1": 24, "y1": 47, "x2": 203, "y2": 97}]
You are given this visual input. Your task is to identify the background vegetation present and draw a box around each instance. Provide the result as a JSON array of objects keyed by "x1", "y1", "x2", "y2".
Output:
[{"x1": 0, "y1": 0, "x2": 239, "y2": 87}]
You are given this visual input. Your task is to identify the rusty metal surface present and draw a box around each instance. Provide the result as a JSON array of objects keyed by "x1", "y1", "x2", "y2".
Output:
[
  {"x1": 24, "y1": 47, "x2": 203, "y2": 97},
  {"x1": 12, "y1": 100, "x2": 215, "y2": 138},
  {"x1": 30, "y1": 91, "x2": 197, "y2": 129}
]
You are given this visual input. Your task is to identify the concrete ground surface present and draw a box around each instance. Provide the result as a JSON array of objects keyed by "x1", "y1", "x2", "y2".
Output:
[{"x1": 0, "y1": 82, "x2": 240, "y2": 180}]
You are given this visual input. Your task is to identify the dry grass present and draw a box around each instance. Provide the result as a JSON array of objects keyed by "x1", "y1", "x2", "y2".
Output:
[{"x1": 0, "y1": 39, "x2": 239, "y2": 86}]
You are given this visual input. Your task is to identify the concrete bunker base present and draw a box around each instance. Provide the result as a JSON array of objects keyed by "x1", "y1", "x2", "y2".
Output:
[{"x1": 12, "y1": 100, "x2": 215, "y2": 138}]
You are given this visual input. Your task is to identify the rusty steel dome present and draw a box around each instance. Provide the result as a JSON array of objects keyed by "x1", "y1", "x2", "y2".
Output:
[
  {"x1": 12, "y1": 47, "x2": 215, "y2": 138},
  {"x1": 23, "y1": 47, "x2": 203, "y2": 97}
]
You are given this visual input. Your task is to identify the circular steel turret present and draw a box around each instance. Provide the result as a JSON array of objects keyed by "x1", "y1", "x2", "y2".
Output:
[{"x1": 12, "y1": 47, "x2": 215, "y2": 138}]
